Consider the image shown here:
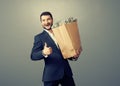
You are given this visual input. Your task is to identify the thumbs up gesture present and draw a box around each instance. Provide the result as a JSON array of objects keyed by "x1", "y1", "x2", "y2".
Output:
[{"x1": 42, "y1": 42, "x2": 52, "y2": 57}]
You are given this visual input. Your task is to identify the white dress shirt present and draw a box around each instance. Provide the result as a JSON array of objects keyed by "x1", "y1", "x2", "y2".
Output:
[{"x1": 44, "y1": 29, "x2": 59, "y2": 48}]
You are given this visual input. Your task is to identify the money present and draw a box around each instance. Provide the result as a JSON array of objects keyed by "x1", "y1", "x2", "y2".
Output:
[{"x1": 52, "y1": 17, "x2": 77, "y2": 28}]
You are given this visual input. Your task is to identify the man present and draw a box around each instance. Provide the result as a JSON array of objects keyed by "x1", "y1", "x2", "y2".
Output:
[{"x1": 31, "y1": 11, "x2": 80, "y2": 86}]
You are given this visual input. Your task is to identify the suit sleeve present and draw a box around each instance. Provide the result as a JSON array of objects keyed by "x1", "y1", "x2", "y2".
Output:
[{"x1": 30, "y1": 35, "x2": 44, "y2": 60}]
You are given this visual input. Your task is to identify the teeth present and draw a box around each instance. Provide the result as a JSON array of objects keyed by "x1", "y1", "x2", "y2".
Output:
[{"x1": 45, "y1": 24, "x2": 50, "y2": 26}]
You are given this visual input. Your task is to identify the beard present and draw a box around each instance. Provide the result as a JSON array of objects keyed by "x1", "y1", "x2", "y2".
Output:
[
  {"x1": 43, "y1": 23, "x2": 53, "y2": 30},
  {"x1": 43, "y1": 27, "x2": 52, "y2": 30}
]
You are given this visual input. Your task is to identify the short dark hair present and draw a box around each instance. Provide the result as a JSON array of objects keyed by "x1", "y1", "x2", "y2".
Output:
[{"x1": 40, "y1": 11, "x2": 53, "y2": 20}]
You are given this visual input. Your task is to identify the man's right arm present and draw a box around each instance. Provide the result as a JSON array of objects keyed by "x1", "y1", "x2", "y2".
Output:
[{"x1": 30, "y1": 35, "x2": 44, "y2": 61}]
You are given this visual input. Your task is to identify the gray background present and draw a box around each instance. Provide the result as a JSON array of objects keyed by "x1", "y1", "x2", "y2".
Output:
[{"x1": 0, "y1": 0, "x2": 120, "y2": 86}]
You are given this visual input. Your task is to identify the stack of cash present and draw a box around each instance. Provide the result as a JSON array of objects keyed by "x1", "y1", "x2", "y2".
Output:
[{"x1": 52, "y1": 17, "x2": 77, "y2": 28}]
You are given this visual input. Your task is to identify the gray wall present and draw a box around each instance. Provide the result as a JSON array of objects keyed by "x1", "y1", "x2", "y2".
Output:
[{"x1": 0, "y1": 0, "x2": 120, "y2": 86}]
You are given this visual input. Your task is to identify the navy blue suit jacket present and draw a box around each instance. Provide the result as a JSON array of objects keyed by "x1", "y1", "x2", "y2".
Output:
[{"x1": 31, "y1": 30, "x2": 73, "y2": 81}]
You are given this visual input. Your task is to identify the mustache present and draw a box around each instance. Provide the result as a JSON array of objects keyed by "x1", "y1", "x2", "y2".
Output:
[
  {"x1": 45, "y1": 23, "x2": 51, "y2": 26},
  {"x1": 45, "y1": 23, "x2": 53, "y2": 27}
]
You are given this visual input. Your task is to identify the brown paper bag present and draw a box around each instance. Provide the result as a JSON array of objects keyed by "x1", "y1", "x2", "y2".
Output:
[{"x1": 53, "y1": 21, "x2": 82, "y2": 59}]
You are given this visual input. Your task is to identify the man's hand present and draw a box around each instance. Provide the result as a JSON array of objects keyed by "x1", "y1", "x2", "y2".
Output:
[
  {"x1": 42, "y1": 42, "x2": 52, "y2": 56},
  {"x1": 73, "y1": 47, "x2": 82, "y2": 60}
]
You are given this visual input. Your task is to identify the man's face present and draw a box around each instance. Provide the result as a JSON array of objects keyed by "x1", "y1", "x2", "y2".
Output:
[{"x1": 41, "y1": 15, "x2": 53, "y2": 30}]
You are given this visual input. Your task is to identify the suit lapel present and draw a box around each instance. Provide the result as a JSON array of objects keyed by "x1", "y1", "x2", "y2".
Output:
[{"x1": 42, "y1": 31, "x2": 58, "y2": 48}]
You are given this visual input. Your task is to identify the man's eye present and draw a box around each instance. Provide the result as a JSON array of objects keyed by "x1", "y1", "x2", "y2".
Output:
[{"x1": 47, "y1": 18, "x2": 51, "y2": 21}]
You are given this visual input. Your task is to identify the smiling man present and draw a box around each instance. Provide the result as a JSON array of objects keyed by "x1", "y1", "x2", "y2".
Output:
[{"x1": 31, "y1": 11, "x2": 80, "y2": 86}]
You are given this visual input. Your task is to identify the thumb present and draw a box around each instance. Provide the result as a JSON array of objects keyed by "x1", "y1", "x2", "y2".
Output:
[{"x1": 44, "y1": 42, "x2": 47, "y2": 48}]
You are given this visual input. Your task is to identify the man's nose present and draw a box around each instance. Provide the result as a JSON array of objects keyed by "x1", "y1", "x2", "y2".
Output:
[{"x1": 44, "y1": 20, "x2": 49, "y2": 24}]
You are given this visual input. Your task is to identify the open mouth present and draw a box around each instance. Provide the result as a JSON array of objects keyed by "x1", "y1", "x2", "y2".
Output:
[{"x1": 45, "y1": 23, "x2": 51, "y2": 26}]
